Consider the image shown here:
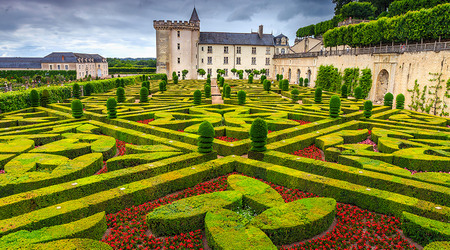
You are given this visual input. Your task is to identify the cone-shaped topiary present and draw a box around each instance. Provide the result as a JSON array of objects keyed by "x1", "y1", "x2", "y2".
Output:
[
  {"x1": 142, "y1": 81, "x2": 150, "y2": 90},
  {"x1": 116, "y1": 87, "x2": 125, "y2": 103},
  {"x1": 304, "y1": 78, "x2": 309, "y2": 87},
  {"x1": 239, "y1": 72, "x2": 243, "y2": 79},
  {"x1": 224, "y1": 85, "x2": 231, "y2": 98},
  {"x1": 396, "y1": 94, "x2": 405, "y2": 109},
  {"x1": 329, "y1": 95, "x2": 341, "y2": 118},
  {"x1": 30, "y1": 89, "x2": 39, "y2": 107},
  {"x1": 260, "y1": 75, "x2": 266, "y2": 84},
  {"x1": 206, "y1": 78, "x2": 211, "y2": 85},
  {"x1": 248, "y1": 74, "x2": 253, "y2": 84},
  {"x1": 204, "y1": 84, "x2": 211, "y2": 98},
  {"x1": 41, "y1": 89, "x2": 49, "y2": 107},
  {"x1": 364, "y1": 100, "x2": 373, "y2": 118},
  {"x1": 222, "y1": 84, "x2": 228, "y2": 98},
  {"x1": 341, "y1": 85, "x2": 348, "y2": 98},
  {"x1": 314, "y1": 87, "x2": 322, "y2": 103},
  {"x1": 173, "y1": 75, "x2": 178, "y2": 84},
  {"x1": 71, "y1": 99, "x2": 83, "y2": 118},
  {"x1": 106, "y1": 97, "x2": 117, "y2": 119},
  {"x1": 354, "y1": 86, "x2": 362, "y2": 100},
  {"x1": 159, "y1": 81, "x2": 165, "y2": 92},
  {"x1": 84, "y1": 83, "x2": 93, "y2": 96},
  {"x1": 237, "y1": 90, "x2": 246, "y2": 105},
  {"x1": 197, "y1": 121, "x2": 215, "y2": 153},
  {"x1": 299, "y1": 77, "x2": 304, "y2": 86},
  {"x1": 219, "y1": 77, "x2": 224, "y2": 87},
  {"x1": 282, "y1": 79, "x2": 289, "y2": 91},
  {"x1": 278, "y1": 80, "x2": 283, "y2": 90},
  {"x1": 250, "y1": 118, "x2": 268, "y2": 152},
  {"x1": 291, "y1": 89, "x2": 300, "y2": 103},
  {"x1": 73, "y1": 83, "x2": 81, "y2": 99},
  {"x1": 384, "y1": 92, "x2": 394, "y2": 107},
  {"x1": 194, "y1": 90, "x2": 202, "y2": 105},
  {"x1": 162, "y1": 74, "x2": 168, "y2": 82},
  {"x1": 140, "y1": 87, "x2": 149, "y2": 103}
]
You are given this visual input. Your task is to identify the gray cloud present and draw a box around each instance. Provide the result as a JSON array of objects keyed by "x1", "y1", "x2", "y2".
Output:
[{"x1": 0, "y1": 0, "x2": 334, "y2": 58}]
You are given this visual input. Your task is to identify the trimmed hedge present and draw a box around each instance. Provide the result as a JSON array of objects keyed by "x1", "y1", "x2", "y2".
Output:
[
  {"x1": 250, "y1": 118, "x2": 268, "y2": 152},
  {"x1": 30, "y1": 90, "x2": 39, "y2": 107},
  {"x1": 314, "y1": 88, "x2": 322, "y2": 104},
  {"x1": 402, "y1": 211, "x2": 450, "y2": 246},
  {"x1": 384, "y1": 92, "x2": 394, "y2": 107},
  {"x1": 106, "y1": 98, "x2": 117, "y2": 119},
  {"x1": 72, "y1": 83, "x2": 80, "y2": 99},
  {"x1": 140, "y1": 87, "x2": 149, "y2": 103},
  {"x1": 116, "y1": 87, "x2": 125, "y2": 103},
  {"x1": 197, "y1": 121, "x2": 214, "y2": 153},
  {"x1": 396, "y1": 94, "x2": 405, "y2": 109},
  {"x1": 71, "y1": 100, "x2": 83, "y2": 118},
  {"x1": 237, "y1": 90, "x2": 246, "y2": 105},
  {"x1": 364, "y1": 100, "x2": 373, "y2": 118},
  {"x1": 329, "y1": 95, "x2": 341, "y2": 118}
]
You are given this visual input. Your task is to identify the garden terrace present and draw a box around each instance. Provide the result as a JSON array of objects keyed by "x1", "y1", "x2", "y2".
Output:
[{"x1": 0, "y1": 76, "x2": 449, "y2": 249}]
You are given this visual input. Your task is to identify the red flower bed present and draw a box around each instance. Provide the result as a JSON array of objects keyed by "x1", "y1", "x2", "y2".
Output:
[
  {"x1": 215, "y1": 136, "x2": 240, "y2": 142},
  {"x1": 291, "y1": 145, "x2": 323, "y2": 161},
  {"x1": 101, "y1": 173, "x2": 416, "y2": 250},
  {"x1": 137, "y1": 119, "x2": 155, "y2": 124},
  {"x1": 95, "y1": 139, "x2": 128, "y2": 175},
  {"x1": 291, "y1": 119, "x2": 311, "y2": 125}
]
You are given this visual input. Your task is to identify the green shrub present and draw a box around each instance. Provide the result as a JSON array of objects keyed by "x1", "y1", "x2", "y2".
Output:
[
  {"x1": 341, "y1": 85, "x2": 348, "y2": 98},
  {"x1": 340, "y1": 2, "x2": 376, "y2": 19},
  {"x1": 173, "y1": 75, "x2": 178, "y2": 84},
  {"x1": 106, "y1": 98, "x2": 117, "y2": 119},
  {"x1": 142, "y1": 81, "x2": 150, "y2": 90},
  {"x1": 260, "y1": 75, "x2": 266, "y2": 84},
  {"x1": 402, "y1": 211, "x2": 450, "y2": 246},
  {"x1": 219, "y1": 77, "x2": 224, "y2": 87},
  {"x1": 238, "y1": 90, "x2": 246, "y2": 105},
  {"x1": 249, "y1": 118, "x2": 268, "y2": 152},
  {"x1": 354, "y1": 86, "x2": 362, "y2": 100},
  {"x1": 116, "y1": 87, "x2": 125, "y2": 103},
  {"x1": 304, "y1": 78, "x2": 309, "y2": 87},
  {"x1": 314, "y1": 88, "x2": 322, "y2": 103},
  {"x1": 84, "y1": 83, "x2": 93, "y2": 96},
  {"x1": 282, "y1": 79, "x2": 289, "y2": 91},
  {"x1": 140, "y1": 87, "x2": 149, "y2": 103},
  {"x1": 239, "y1": 73, "x2": 243, "y2": 79},
  {"x1": 120, "y1": 79, "x2": 125, "y2": 88},
  {"x1": 115, "y1": 79, "x2": 121, "y2": 88},
  {"x1": 263, "y1": 80, "x2": 271, "y2": 92},
  {"x1": 30, "y1": 89, "x2": 39, "y2": 107},
  {"x1": 291, "y1": 89, "x2": 300, "y2": 102},
  {"x1": 193, "y1": 90, "x2": 202, "y2": 105},
  {"x1": 224, "y1": 85, "x2": 231, "y2": 98},
  {"x1": 41, "y1": 89, "x2": 50, "y2": 107},
  {"x1": 206, "y1": 78, "x2": 211, "y2": 85},
  {"x1": 329, "y1": 95, "x2": 341, "y2": 118},
  {"x1": 204, "y1": 84, "x2": 211, "y2": 98},
  {"x1": 363, "y1": 100, "x2": 373, "y2": 118},
  {"x1": 162, "y1": 74, "x2": 168, "y2": 82},
  {"x1": 71, "y1": 99, "x2": 83, "y2": 118},
  {"x1": 159, "y1": 81, "x2": 165, "y2": 92},
  {"x1": 73, "y1": 83, "x2": 81, "y2": 99},
  {"x1": 248, "y1": 74, "x2": 253, "y2": 84},
  {"x1": 316, "y1": 65, "x2": 342, "y2": 92},
  {"x1": 396, "y1": 94, "x2": 405, "y2": 109},
  {"x1": 384, "y1": 92, "x2": 394, "y2": 107},
  {"x1": 359, "y1": 69, "x2": 372, "y2": 99},
  {"x1": 197, "y1": 121, "x2": 215, "y2": 153},
  {"x1": 299, "y1": 77, "x2": 304, "y2": 86}
]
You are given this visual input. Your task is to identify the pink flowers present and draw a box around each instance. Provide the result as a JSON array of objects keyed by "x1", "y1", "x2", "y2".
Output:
[
  {"x1": 137, "y1": 119, "x2": 155, "y2": 124},
  {"x1": 291, "y1": 145, "x2": 323, "y2": 161},
  {"x1": 0, "y1": 170, "x2": 5, "y2": 174},
  {"x1": 290, "y1": 119, "x2": 311, "y2": 125},
  {"x1": 358, "y1": 138, "x2": 379, "y2": 152},
  {"x1": 215, "y1": 136, "x2": 240, "y2": 142}
]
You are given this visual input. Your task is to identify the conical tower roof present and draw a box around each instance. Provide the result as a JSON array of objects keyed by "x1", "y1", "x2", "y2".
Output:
[{"x1": 190, "y1": 7, "x2": 200, "y2": 22}]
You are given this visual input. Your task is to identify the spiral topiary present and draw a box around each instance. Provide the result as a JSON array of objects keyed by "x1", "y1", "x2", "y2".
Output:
[
  {"x1": 237, "y1": 90, "x2": 246, "y2": 105},
  {"x1": 341, "y1": 84, "x2": 348, "y2": 99},
  {"x1": 299, "y1": 77, "x2": 304, "y2": 86},
  {"x1": 84, "y1": 83, "x2": 93, "y2": 96},
  {"x1": 30, "y1": 89, "x2": 39, "y2": 107},
  {"x1": 364, "y1": 100, "x2": 373, "y2": 118},
  {"x1": 260, "y1": 75, "x2": 266, "y2": 84},
  {"x1": 354, "y1": 86, "x2": 362, "y2": 100},
  {"x1": 384, "y1": 92, "x2": 394, "y2": 107},
  {"x1": 291, "y1": 89, "x2": 300, "y2": 102},
  {"x1": 282, "y1": 79, "x2": 289, "y2": 91},
  {"x1": 204, "y1": 84, "x2": 211, "y2": 98},
  {"x1": 116, "y1": 87, "x2": 125, "y2": 103},
  {"x1": 193, "y1": 90, "x2": 202, "y2": 105},
  {"x1": 106, "y1": 97, "x2": 117, "y2": 119},
  {"x1": 329, "y1": 95, "x2": 341, "y2": 118},
  {"x1": 173, "y1": 75, "x2": 179, "y2": 84},
  {"x1": 248, "y1": 74, "x2": 253, "y2": 84},
  {"x1": 73, "y1": 83, "x2": 81, "y2": 99},
  {"x1": 396, "y1": 94, "x2": 405, "y2": 109},
  {"x1": 71, "y1": 99, "x2": 83, "y2": 118},
  {"x1": 41, "y1": 89, "x2": 49, "y2": 107},
  {"x1": 250, "y1": 118, "x2": 268, "y2": 152},
  {"x1": 314, "y1": 87, "x2": 322, "y2": 103},
  {"x1": 140, "y1": 87, "x2": 149, "y2": 103},
  {"x1": 197, "y1": 121, "x2": 215, "y2": 153}
]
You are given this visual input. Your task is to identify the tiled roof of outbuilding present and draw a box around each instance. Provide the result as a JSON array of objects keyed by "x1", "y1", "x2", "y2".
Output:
[
  {"x1": 0, "y1": 58, "x2": 42, "y2": 69},
  {"x1": 199, "y1": 32, "x2": 275, "y2": 46}
]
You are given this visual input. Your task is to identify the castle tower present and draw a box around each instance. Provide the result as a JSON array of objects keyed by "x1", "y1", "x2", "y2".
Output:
[{"x1": 153, "y1": 8, "x2": 200, "y2": 79}]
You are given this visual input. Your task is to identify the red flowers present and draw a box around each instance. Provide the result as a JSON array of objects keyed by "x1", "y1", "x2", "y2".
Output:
[
  {"x1": 215, "y1": 136, "x2": 240, "y2": 142},
  {"x1": 137, "y1": 119, "x2": 155, "y2": 124},
  {"x1": 95, "y1": 139, "x2": 128, "y2": 175},
  {"x1": 290, "y1": 119, "x2": 311, "y2": 125},
  {"x1": 291, "y1": 145, "x2": 323, "y2": 161}
]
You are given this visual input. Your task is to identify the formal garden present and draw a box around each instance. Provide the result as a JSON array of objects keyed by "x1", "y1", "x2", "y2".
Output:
[{"x1": 0, "y1": 74, "x2": 449, "y2": 250}]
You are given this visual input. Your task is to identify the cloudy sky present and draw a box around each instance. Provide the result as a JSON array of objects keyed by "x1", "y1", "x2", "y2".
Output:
[{"x1": 0, "y1": 0, "x2": 334, "y2": 58}]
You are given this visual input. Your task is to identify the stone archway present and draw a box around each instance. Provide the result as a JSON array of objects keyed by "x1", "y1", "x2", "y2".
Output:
[
  {"x1": 375, "y1": 69, "x2": 389, "y2": 103},
  {"x1": 307, "y1": 69, "x2": 311, "y2": 84}
]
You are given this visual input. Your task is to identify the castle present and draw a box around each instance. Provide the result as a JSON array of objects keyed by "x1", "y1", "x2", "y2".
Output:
[{"x1": 153, "y1": 8, "x2": 289, "y2": 79}]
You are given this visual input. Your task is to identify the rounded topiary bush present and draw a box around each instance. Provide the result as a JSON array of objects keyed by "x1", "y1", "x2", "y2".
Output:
[
  {"x1": 142, "y1": 81, "x2": 150, "y2": 90},
  {"x1": 159, "y1": 80, "x2": 165, "y2": 92},
  {"x1": 162, "y1": 74, "x2": 168, "y2": 82},
  {"x1": 314, "y1": 87, "x2": 322, "y2": 104},
  {"x1": 116, "y1": 87, "x2": 125, "y2": 103},
  {"x1": 206, "y1": 78, "x2": 211, "y2": 85},
  {"x1": 291, "y1": 89, "x2": 300, "y2": 102},
  {"x1": 224, "y1": 85, "x2": 231, "y2": 99},
  {"x1": 173, "y1": 75, "x2": 179, "y2": 84},
  {"x1": 237, "y1": 90, "x2": 246, "y2": 105},
  {"x1": 204, "y1": 84, "x2": 211, "y2": 98},
  {"x1": 281, "y1": 80, "x2": 288, "y2": 91},
  {"x1": 299, "y1": 77, "x2": 304, "y2": 87},
  {"x1": 219, "y1": 77, "x2": 224, "y2": 87},
  {"x1": 239, "y1": 73, "x2": 243, "y2": 79},
  {"x1": 263, "y1": 79, "x2": 271, "y2": 92},
  {"x1": 248, "y1": 74, "x2": 253, "y2": 84},
  {"x1": 260, "y1": 75, "x2": 266, "y2": 84},
  {"x1": 250, "y1": 118, "x2": 268, "y2": 152},
  {"x1": 354, "y1": 86, "x2": 362, "y2": 100},
  {"x1": 396, "y1": 94, "x2": 405, "y2": 109},
  {"x1": 329, "y1": 95, "x2": 341, "y2": 118},
  {"x1": 73, "y1": 83, "x2": 81, "y2": 99},
  {"x1": 364, "y1": 100, "x2": 373, "y2": 118},
  {"x1": 30, "y1": 89, "x2": 39, "y2": 107},
  {"x1": 140, "y1": 87, "x2": 149, "y2": 103},
  {"x1": 41, "y1": 89, "x2": 49, "y2": 107},
  {"x1": 107, "y1": 97, "x2": 117, "y2": 119},
  {"x1": 194, "y1": 90, "x2": 202, "y2": 105},
  {"x1": 197, "y1": 121, "x2": 215, "y2": 153},
  {"x1": 384, "y1": 92, "x2": 394, "y2": 107},
  {"x1": 304, "y1": 78, "x2": 309, "y2": 87},
  {"x1": 341, "y1": 85, "x2": 348, "y2": 99},
  {"x1": 84, "y1": 83, "x2": 93, "y2": 96},
  {"x1": 71, "y1": 99, "x2": 83, "y2": 118}
]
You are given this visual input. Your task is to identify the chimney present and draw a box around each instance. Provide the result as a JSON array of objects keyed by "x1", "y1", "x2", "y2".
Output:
[
  {"x1": 258, "y1": 25, "x2": 263, "y2": 39},
  {"x1": 62, "y1": 55, "x2": 64, "y2": 61}
]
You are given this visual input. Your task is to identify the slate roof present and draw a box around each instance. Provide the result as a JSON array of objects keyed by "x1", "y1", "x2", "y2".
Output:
[
  {"x1": 190, "y1": 8, "x2": 200, "y2": 22},
  {"x1": 0, "y1": 58, "x2": 42, "y2": 69},
  {"x1": 199, "y1": 32, "x2": 275, "y2": 46},
  {"x1": 42, "y1": 52, "x2": 105, "y2": 63},
  {"x1": 0, "y1": 52, "x2": 105, "y2": 69},
  {"x1": 275, "y1": 33, "x2": 288, "y2": 39}
]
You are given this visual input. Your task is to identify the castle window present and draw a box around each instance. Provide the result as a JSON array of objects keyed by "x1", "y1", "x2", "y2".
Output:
[
  {"x1": 202, "y1": 47, "x2": 204, "y2": 52},
  {"x1": 207, "y1": 46, "x2": 212, "y2": 53},
  {"x1": 224, "y1": 69, "x2": 228, "y2": 76},
  {"x1": 281, "y1": 48, "x2": 285, "y2": 54},
  {"x1": 252, "y1": 47, "x2": 256, "y2": 54},
  {"x1": 266, "y1": 69, "x2": 270, "y2": 76},
  {"x1": 201, "y1": 58, "x2": 204, "y2": 64},
  {"x1": 266, "y1": 58, "x2": 270, "y2": 65},
  {"x1": 177, "y1": 43, "x2": 180, "y2": 50},
  {"x1": 266, "y1": 47, "x2": 271, "y2": 55},
  {"x1": 224, "y1": 46, "x2": 228, "y2": 54},
  {"x1": 207, "y1": 57, "x2": 212, "y2": 65},
  {"x1": 224, "y1": 57, "x2": 228, "y2": 65},
  {"x1": 49, "y1": 65, "x2": 53, "y2": 70},
  {"x1": 251, "y1": 57, "x2": 256, "y2": 65},
  {"x1": 57, "y1": 64, "x2": 61, "y2": 70},
  {"x1": 177, "y1": 58, "x2": 180, "y2": 64},
  {"x1": 65, "y1": 65, "x2": 69, "y2": 70},
  {"x1": 207, "y1": 68, "x2": 212, "y2": 76},
  {"x1": 177, "y1": 31, "x2": 180, "y2": 37},
  {"x1": 236, "y1": 47, "x2": 241, "y2": 54},
  {"x1": 236, "y1": 57, "x2": 241, "y2": 65}
]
